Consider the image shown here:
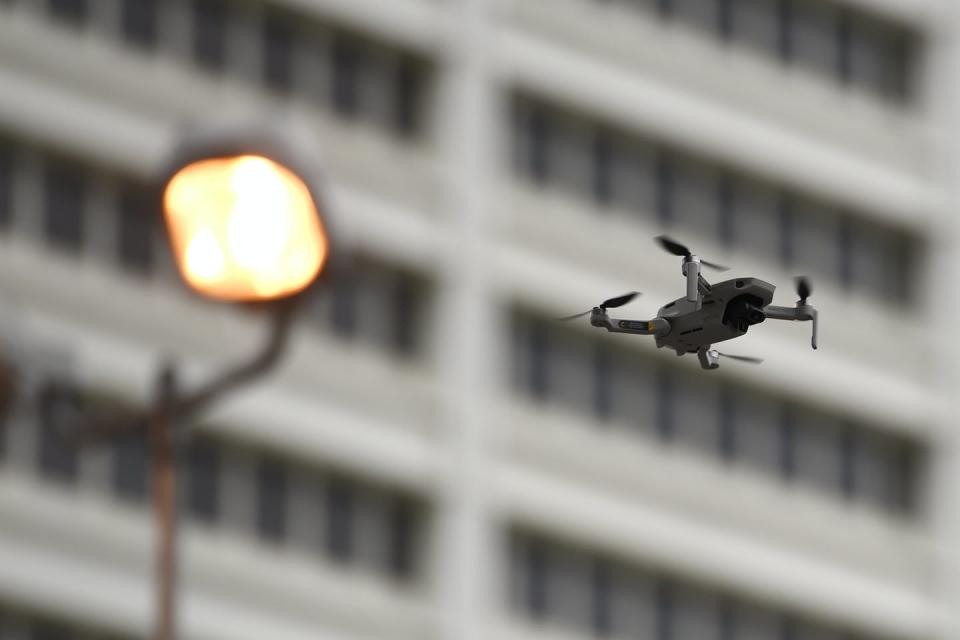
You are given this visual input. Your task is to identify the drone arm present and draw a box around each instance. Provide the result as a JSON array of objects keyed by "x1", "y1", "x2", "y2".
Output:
[
  {"x1": 591, "y1": 310, "x2": 670, "y2": 337},
  {"x1": 762, "y1": 304, "x2": 819, "y2": 350},
  {"x1": 684, "y1": 259, "x2": 700, "y2": 304}
]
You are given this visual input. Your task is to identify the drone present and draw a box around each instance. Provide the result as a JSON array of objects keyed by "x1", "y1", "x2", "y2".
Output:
[{"x1": 560, "y1": 236, "x2": 819, "y2": 370}]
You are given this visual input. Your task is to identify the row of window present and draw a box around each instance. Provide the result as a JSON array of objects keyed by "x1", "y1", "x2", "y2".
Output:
[
  {"x1": 0, "y1": 606, "x2": 131, "y2": 640},
  {"x1": 0, "y1": 377, "x2": 426, "y2": 584},
  {"x1": 511, "y1": 97, "x2": 916, "y2": 305},
  {"x1": 510, "y1": 531, "x2": 867, "y2": 640},
  {"x1": 29, "y1": 0, "x2": 430, "y2": 138},
  {"x1": 0, "y1": 138, "x2": 431, "y2": 359},
  {"x1": 586, "y1": 0, "x2": 916, "y2": 103},
  {"x1": 511, "y1": 312, "x2": 921, "y2": 516}
]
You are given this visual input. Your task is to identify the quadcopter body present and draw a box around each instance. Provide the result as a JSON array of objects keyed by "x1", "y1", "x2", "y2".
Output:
[{"x1": 564, "y1": 236, "x2": 819, "y2": 370}]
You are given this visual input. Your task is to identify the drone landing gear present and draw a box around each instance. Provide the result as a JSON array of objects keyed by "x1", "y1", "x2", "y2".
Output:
[{"x1": 697, "y1": 346, "x2": 764, "y2": 369}]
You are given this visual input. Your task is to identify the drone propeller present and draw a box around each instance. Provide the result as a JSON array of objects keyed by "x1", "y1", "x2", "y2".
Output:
[
  {"x1": 557, "y1": 292, "x2": 641, "y2": 322},
  {"x1": 795, "y1": 276, "x2": 812, "y2": 305},
  {"x1": 655, "y1": 235, "x2": 729, "y2": 271},
  {"x1": 714, "y1": 351, "x2": 764, "y2": 365}
]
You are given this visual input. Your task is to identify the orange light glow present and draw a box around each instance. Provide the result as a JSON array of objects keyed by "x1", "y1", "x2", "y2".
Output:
[{"x1": 163, "y1": 155, "x2": 328, "y2": 301}]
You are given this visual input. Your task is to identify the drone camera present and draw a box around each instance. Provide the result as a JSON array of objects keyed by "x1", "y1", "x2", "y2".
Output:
[{"x1": 723, "y1": 295, "x2": 766, "y2": 333}]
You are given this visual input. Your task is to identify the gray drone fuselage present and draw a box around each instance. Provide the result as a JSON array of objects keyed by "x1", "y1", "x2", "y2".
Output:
[{"x1": 654, "y1": 277, "x2": 775, "y2": 354}]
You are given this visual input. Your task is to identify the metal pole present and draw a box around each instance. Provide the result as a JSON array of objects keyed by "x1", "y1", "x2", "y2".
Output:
[{"x1": 151, "y1": 365, "x2": 178, "y2": 640}]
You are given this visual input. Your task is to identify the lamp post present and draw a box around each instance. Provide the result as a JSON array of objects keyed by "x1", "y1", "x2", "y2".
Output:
[{"x1": 64, "y1": 127, "x2": 336, "y2": 640}]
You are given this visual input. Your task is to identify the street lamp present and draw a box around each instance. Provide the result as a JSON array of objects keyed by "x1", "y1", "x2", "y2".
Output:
[{"x1": 66, "y1": 125, "x2": 336, "y2": 640}]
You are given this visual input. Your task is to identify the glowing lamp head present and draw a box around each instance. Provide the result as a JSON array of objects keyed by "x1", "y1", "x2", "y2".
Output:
[{"x1": 162, "y1": 154, "x2": 329, "y2": 302}]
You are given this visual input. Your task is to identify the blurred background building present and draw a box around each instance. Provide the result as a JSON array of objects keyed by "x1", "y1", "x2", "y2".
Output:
[{"x1": 0, "y1": 0, "x2": 955, "y2": 639}]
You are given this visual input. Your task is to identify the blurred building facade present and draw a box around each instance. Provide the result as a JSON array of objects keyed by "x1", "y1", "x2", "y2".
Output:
[{"x1": 0, "y1": 0, "x2": 955, "y2": 640}]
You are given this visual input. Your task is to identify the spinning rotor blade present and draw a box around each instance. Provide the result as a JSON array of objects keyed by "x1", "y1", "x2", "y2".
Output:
[
  {"x1": 557, "y1": 292, "x2": 641, "y2": 322},
  {"x1": 655, "y1": 235, "x2": 729, "y2": 271},
  {"x1": 716, "y1": 351, "x2": 764, "y2": 364},
  {"x1": 700, "y1": 259, "x2": 730, "y2": 272},
  {"x1": 795, "y1": 276, "x2": 812, "y2": 304},
  {"x1": 601, "y1": 291, "x2": 640, "y2": 309},
  {"x1": 556, "y1": 310, "x2": 593, "y2": 322},
  {"x1": 656, "y1": 235, "x2": 690, "y2": 258}
]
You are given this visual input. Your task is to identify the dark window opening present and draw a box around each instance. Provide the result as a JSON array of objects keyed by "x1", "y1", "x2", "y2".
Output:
[
  {"x1": 192, "y1": 0, "x2": 227, "y2": 71},
  {"x1": 262, "y1": 9, "x2": 295, "y2": 92},
  {"x1": 330, "y1": 273, "x2": 357, "y2": 337},
  {"x1": 592, "y1": 131, "x2": 613, "y2": 205},
  {"x1": 778, "y1": 405, "x2": 797, "y2": 480},
  {"x1": 656, "y1": 369, "x2": 674, "y2": 441},
  {"x1": 331, "y1": 37, "x2": 363, "y2": 118},
  {"x1": 528, "y1": 325, "x2": 549, "y2": 401},
  {"x1": 47, "y1": 0, "x2": 87, "y2": 27},
  {"x1": 524, "y1": 540, "x2": 549, "y2": 619},
  {"x1": 44, "y1": 158, "x2": 86, "y2": 253},
  {"x1": 36, "y1": 380, "x2": 82, "y2": 484},
  {"x1": 0, "y1": 143, "x2": 13, "y2": 230},
  {"x1": 391, "y1": 277, "x2": 419, "y2": 356},
  {"x1": 184, "y1": 439, "x2": 219, "y2": 522},
  {"x1": 655, "y1": 150, "x2": 674, "y2": 225},
  {"x1": 528, "y1": 106, "x2": 551, "y2": 185},
  {"x1": 655, "y1": 579, "x2": 674, "y2": 640},
  {"x1": 121, "y1": 0, "x2": 158, "y2": 49},
  {"x1": 324, "y1": 478, "x2": 354, "y2": 561},
  {"x1": 840, "y1": 425, "x2": 857, "y2": 499},
  {"x1": 256, "y1": 458, "x2": 287, "y2": 543},
  {"x1": 387, "y1": 497, "x2": 416, "y2": 580},
  {"x1": 778, "y1": 193, "x2": 794, "y2": 267},
  {"x1": 593, "y1": 346, "x2": 613, "y2": 420},
  {"x1": 393, "y1": 57, "x2": 423, "y2": 137},
  {"x1": 112, "y1": 435, "x2": 149, "y2": 502},
  {"x1": 719, "y1": 388, "x2": 736, "y2": 461},
  {"x1": 116, "y1": 182, "x2": 156, "y2": 275},
  {"x1": 836, "y1": 8, "x2": 854, "y2": 83},
  {"x1": 590, "y1": 560, "x2": 612, "y2": 636},
  {"x1": 777, "y1": 0, "x2": 793, "y2": 61}
]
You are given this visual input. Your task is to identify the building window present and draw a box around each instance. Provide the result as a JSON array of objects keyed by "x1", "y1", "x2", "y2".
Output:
[
  {"x1": 655, "y1": 368, "x2": 674, "y2": 441},
  {"x1": 329, "y1": 272, "x2": 357, "y2": 337},
  {"x1": 391, "y1": 277, "x2": 419, "y2": 356},
  {"x1": 527, "y1": 106, "x2": 551, "y2": 185},
  {"x1": 262, "y1": 8, "x2": 296, "y2": 93},
  {"x1": 392, "y1": 56, "x2": 423, "y2": 137},
  {"x1": 256, "y1": 457, "x2": 287, "y2": 543},
  {"x1": 528, "y1": 324, "x2": 549, "y2": 401},
  {"x1": 324, "y1": 478, "x2": 354, "y2": 562},
  {"x1": 44, "y1": 158, "x2": 86, "y2": 253},
  {"x1": 30, "y1": 621, "x2": 73, "y2": 640},
  {"x1": 778, "y1": 404, "x2": 797, "y2": 480},
  {"x1": 590, "y1": 560, "x2": 613, "y2": 636},
  {"x1": 35, "y1": 380, "x2": 82, "y2": 484},
  {"x1": 184, "y1": 439, "x2": 219, "y2": 522},
  {"x1": 654, "y1": 150, "x2": 673, "y2": 225},
  {"x1": 330, "y1": 36, "x2": 363, "y2": 118},
  {"x1": 116, "y1": 182, "x2": 156, "y2": 275},
  {"x1": 386, "y1": 497, "x2": 416, "y2": 580},
  {"x1": 778, "y1": 193, "x2": 794, "y2": 267},
  {"x1": 523, "y1": 539, "x2": 549, "y2": 619},
  {"x1": 835, "y1": 8, "x2": 855, "y2": 84},
  {"x1": 47, "y1": 0, "x2": 87, "y2": 27},
  {"x1": 593, "y1": 346, "x2": 613, "y2": 420},
  {"x1": 192, "y1": 0, "x2": 227, "y2": 72},
  {"x1": 654, "y1": 579, "x2": 674, "y2": 640},
  {"x1": 112, "y1": 435, "x2": 149, "y2": 502},
  {"x1": 592, "y1": 131, "x2": 614, "y2": 206},
  {"x1": 777, "y1": 0, "x2": 793, "y2": 60},
  {"x1": 0, "y1": 142, "x2": 13, "y2": 230},
  {"x1": 121, "y1": 0, "x2": 158, "y2": 49}
]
